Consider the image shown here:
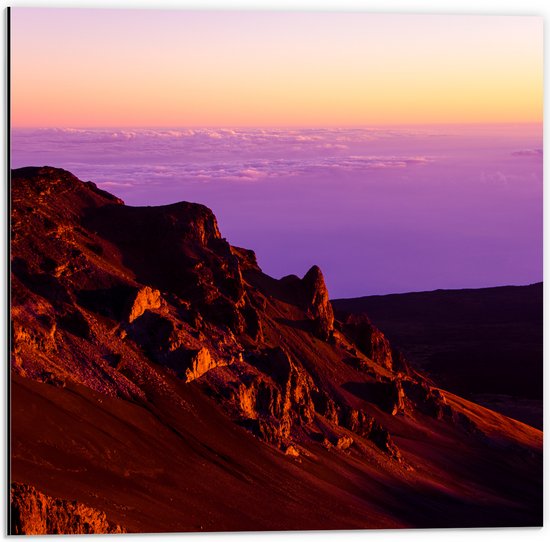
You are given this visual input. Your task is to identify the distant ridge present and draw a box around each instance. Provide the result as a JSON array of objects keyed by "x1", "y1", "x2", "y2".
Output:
[
  {"x1": 332, "y1": 283, "x2": 543, "y2": 429},
  {"x1": 336, "y1": 282, "x2": 542, "y2": 301}
]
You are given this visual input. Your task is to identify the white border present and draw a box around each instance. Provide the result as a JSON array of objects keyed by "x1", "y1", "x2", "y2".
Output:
[{"x1": 0, "y1": 0, "x2": 546, "y2": 14}]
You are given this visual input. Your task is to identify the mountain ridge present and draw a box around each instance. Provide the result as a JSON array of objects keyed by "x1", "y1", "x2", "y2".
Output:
[{"x1": 9, "y1": 166, "x2": 542, "y2": 534}]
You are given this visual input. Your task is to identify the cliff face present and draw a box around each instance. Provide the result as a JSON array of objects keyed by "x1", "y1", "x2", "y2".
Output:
[{"x1": 9, "y1": 167, "x2": 542, "y2": 534}]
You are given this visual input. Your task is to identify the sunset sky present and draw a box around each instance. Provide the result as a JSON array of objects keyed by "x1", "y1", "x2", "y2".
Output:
[{"x1": 10, "y1": 9, "x2": 542, "y2": 127}]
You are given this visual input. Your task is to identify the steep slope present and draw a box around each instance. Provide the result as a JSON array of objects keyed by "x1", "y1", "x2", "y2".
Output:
[
  {"x1": 332, "y1": 285, "x2": 543, "y2": 429},
  {"x1": 9, "y1": 167, "x2": 542, "y2": 534}
]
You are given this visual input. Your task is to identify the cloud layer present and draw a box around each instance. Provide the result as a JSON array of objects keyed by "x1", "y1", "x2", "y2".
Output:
[{"x1": 11, "y1": 127, "x2": 435, "y2": 186}]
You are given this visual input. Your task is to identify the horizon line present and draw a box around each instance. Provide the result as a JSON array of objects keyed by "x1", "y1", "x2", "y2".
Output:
[
  {"x1": 11, "y1": 121, "x2": 544, "y2": 130},
  {"x1": 330, "y1": 280, "x2": 543, "y2": 301}
]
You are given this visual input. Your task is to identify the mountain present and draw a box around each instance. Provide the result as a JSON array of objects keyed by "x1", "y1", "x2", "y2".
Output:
[
  {"x1": 332, "y1": 285, "x2": 543, "y2": 429},
  {"x1": 9, "y1": 167, "x2": 542, "y2": 534}
]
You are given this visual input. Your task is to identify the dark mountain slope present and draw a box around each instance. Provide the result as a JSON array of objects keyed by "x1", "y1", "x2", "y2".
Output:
[
  {"x1": 9, "y1": 167, "x2": 542, "y2": 533},
  {"x1": 332, "y1": 284, "x2": 543, "y2": 429}
]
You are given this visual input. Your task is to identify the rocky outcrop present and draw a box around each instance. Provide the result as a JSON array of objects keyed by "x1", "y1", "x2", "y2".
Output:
[
  {"x1": 204, "y1": 347, "x2": 316, "y2": 448},
  {"x1": 301, "y1": 265, "x2": 334, "y2": 340},
  {"x1": 387, "y1": 379, "x2": 406, "y2": 415},
  {"x1": 330, "y1": 433, "x2": 354, "y2": 450},
  {"x1": 339, "y1": 314, "x2": 394, "y2": 370},
  {"x1": 127, "y1": 311, "x2": 230, "y2": 382},
  {"x1": 242, "y1": 347, "x2": 315, "y2": 446},
  {"x1": 402, "y1": 379, "x2": 448, "y2": 420},
  {"x1": 10, "y1": 483, "x2": 125, "y2": 535},
  {"x1": 202, "y1": 344, "x2": 404, "y2": 460},
  {"x1": 128, "y1": 286, "x2": 162, "y2": 322},
  {"x1": 311, "y1": 389, "x2": 340, "y2": 424},
  {"x1": 183, "y1": 347, "x2": 218, "y2": 383},
  {"x1": 337, "y1": 406, "x2": 401, "y2": 459}
]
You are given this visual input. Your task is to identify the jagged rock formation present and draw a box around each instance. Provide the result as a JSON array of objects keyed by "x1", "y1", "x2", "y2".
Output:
[
  {"x1": 9, "y1": 167, "x2": 543, "y2": 533},
  {"x1": 301, "y1": 265, "x2": 335, "y2": 340},
  {"x1": 10, "y1": 483, "x2": 125, "y2": 535}
]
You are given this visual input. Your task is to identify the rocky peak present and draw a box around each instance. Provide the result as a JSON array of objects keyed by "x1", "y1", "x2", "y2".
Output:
[{"x1": 301, "y1": 265, "x2": 334, "y2": 340}]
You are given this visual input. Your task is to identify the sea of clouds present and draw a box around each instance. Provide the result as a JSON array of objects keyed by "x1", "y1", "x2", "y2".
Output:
[{"x1": 11, "y1": 127, "x2": 438, "y2": 187}]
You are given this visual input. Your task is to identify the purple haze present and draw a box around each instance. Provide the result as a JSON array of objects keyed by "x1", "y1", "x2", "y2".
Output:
[{"x1": 11, "y1": 125, "x2": 542, "y2": 298}]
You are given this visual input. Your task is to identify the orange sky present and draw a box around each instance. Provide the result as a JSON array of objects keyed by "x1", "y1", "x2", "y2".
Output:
[{"x1": 10, "y1": 9, "x2": 543, "y2": 127}]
